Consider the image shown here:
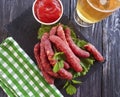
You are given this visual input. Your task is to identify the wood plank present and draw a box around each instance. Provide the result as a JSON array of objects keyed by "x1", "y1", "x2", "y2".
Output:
[
  {"x1": 61, "y1": 0, "x2": 70, "y2": 18},
  {"x1": 70, "y1": 1, "x2": 104, "y2": 97},
  {"x1": 0, "y1": 0, "x2": 33, "y2": 25},
  {"x1": 0, "y1": 0, "x2": 120, "y2": 97},
  {"x1": 75, "y1": 23, "x2": 103, "y2": 97},
  {"x1": 0, "y1": 0, "x2": 34, "y2": 42},
  {"x1": 70, "y1": 0, "x2": 77, "y2": 20},
  {"x1": 0, "y1": 88, "x2": 7, "y2": 97},
  {"x1": 0, "y1": 0, "x2": 34, "y2": 97},
  {"x1": 102, "y1": 9, "x2": 120, "y2": 97},
  {"x1": 76, "y1": 69, "x2": 102, "y2": 97}
]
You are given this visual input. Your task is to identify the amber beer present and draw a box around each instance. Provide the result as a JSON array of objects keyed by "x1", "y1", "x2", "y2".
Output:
[{"x1": 75, "y1": 0, "x2": 120, "y2": 26}]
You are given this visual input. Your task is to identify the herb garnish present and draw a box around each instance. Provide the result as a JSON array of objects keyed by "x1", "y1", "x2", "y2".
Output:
[{"x1": 38, "y1": 24, "x2": 95, "y2": 95}]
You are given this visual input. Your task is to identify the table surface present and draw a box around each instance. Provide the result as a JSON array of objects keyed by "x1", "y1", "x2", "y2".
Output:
[{"x1": 0, "y1": 0, "x2": 120, "y2": 97}]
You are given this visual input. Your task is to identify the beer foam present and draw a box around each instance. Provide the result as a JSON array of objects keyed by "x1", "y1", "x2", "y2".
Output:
[{"x1": 100, "y1": 0, "x2": 107, "y2": 5}]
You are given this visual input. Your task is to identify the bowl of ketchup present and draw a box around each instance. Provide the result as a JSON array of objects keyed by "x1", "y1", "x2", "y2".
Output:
[{"x1": 32, "y1": 0, "x2": 63, "y2": 25}]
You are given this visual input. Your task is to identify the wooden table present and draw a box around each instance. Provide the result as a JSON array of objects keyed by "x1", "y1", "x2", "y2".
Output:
[{"x1": 0, "y1": 0, "x2": 120, "y2": 97}]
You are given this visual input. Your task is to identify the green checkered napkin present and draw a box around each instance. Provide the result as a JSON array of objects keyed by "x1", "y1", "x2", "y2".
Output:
[{"x1": 0, "y1": 37, "x2": 63, "y2": 97}]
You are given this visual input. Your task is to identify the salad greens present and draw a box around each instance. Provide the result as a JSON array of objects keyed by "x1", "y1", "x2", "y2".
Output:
[
  {"x1": 53, "y1": 52, "x2": 65, "y2": 73},
  {"x1": 63, "y1": 79, "x2": 82, "y2": 95},
  {"x1": 38, "y1": 24, "x2": 95, "y2": 95},
  {"x1": 38, "y1": 24, "x2": 57, "y2": 39}
]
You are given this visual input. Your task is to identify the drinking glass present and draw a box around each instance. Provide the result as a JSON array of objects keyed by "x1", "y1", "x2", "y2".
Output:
[{"x1": 74, "y1": 0, "x2": 120, "y2": 27}]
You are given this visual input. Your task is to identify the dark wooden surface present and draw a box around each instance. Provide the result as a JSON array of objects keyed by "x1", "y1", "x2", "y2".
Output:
[{"x1": 0, "y1": 0, "x2": 120, "y2": 97}]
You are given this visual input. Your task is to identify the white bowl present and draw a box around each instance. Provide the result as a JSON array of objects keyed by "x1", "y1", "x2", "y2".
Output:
[{"x1": 32, "y1": 0, "x2": 63, "y2": 25}]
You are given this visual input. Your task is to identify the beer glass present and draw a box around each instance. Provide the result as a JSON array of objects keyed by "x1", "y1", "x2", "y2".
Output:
[{"x1": 74, "y1": 0, "x2": 120, "y2": 27}]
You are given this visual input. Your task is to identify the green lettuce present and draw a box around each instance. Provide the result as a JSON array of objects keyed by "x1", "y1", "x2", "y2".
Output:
[
  {"x1": 37, "y1": 24, "x2": 95, "y2": 95},
  {"x1": 53, "y1": 52, "x2": 65, "y2": 73},
  {"x1": 38, "y1": 24, "x2": 57, "y2": 39}
]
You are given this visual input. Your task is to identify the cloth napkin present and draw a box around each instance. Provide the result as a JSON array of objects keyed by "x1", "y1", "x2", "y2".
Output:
[{"x1": 0, "y1": 37, "x2": 63, "y2": 97}]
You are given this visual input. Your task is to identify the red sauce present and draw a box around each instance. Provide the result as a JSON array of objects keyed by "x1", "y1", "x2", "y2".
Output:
[{"x1": 34, "y1": 0, "x2": 62, "y2": 23}]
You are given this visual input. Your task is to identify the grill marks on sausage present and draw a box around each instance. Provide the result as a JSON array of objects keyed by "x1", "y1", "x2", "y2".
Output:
[
  {"x1": 49, "y1": 35, "x2": 83, "y2": 72},
  {"x1": 65, "y1": 27, "x2": 90, "y2": 58}
]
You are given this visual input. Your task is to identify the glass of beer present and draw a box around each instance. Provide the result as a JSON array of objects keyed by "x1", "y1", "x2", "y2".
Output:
[{"x1": 74, "y1": 0, "x2": 120, "y2": 27}]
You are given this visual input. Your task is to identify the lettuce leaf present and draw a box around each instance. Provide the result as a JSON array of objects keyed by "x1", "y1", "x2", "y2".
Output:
[
  {"x1": 66, "y1": 84, "x2": 76, "y2": 95},
  {"x1": 53, "y1": 60, "x2": 64, "y2": 73},
  {"x1": 37, "y1": 24, "x2": 95, "y2": 95},
  {"x1": 38, "y1": 24, "x2": 57, "y2": 39},
  {"x1": 37, "y1": 24, "x2": 95, "y2": 76},
  {"x1": 53, "y1": 52, "x2": 65, "y2": 73}
]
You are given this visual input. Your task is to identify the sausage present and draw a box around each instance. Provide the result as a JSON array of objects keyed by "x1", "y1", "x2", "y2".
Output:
[
  {"x1": 58, "y1": 68, "x2": 72, "y2": 80},
  {"x1": 34, "y1": 43, "x2": 43, "y2": 71},
  {"x1": 40, "y1": 35, "x2": 59, "y2": 78},
  {"x1": 84, "y1": 43, "x2": 104, "y2": 62},
  {"x1": 49, "y1": 26, "x2": 58, "y2": 35},
  {"x1": 42, "y1": 33, "x2": 72, "y2": 80},
  {"x1": 34, "y1": 43, "x2": 54, "y2": 84},
  {"x1": 43, "y1": 34, "x2": 71, "y2": 70},
  {"x1": 43, "y1": 33, "x2": 56, "y2": 65},
  {"x1": 57, "y1": 24, "x2": 69, "y2": 45},
  {"x1": 49, "y1": 35, "x2": 83, "y2": 72},
  {"x1": 64, "y1": 61, "x2": 70, "y2": 69},
  {"x1": 65, "y1": 27, "x2": 90, "y2": 58}
]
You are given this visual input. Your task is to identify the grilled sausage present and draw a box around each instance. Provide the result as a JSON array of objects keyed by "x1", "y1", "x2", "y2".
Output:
[
  {"x1": 49, "y1": 26, "x2": 58, "y2": 35},
  {"x1": 43, "y1": 33, "x2": 72, "y2": 80},
  {"x1": 40, "y1": 35, "x2": 59, "y2": 78},
  {"x1": 57, "y1": 24, "x2": 69, "y2": 45},
  {"x1": 65, "y1": 27, "x2": 90, "y2": 58},
  {"x1": 49, "y1": 35, "x2": 83, "y2": 72},
  {"x1": 84, "y1": 43, "x2": 104, "y2": 62},
  {"x1": 34, "y1": 43, "x2": 54, "y2": 84}
]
